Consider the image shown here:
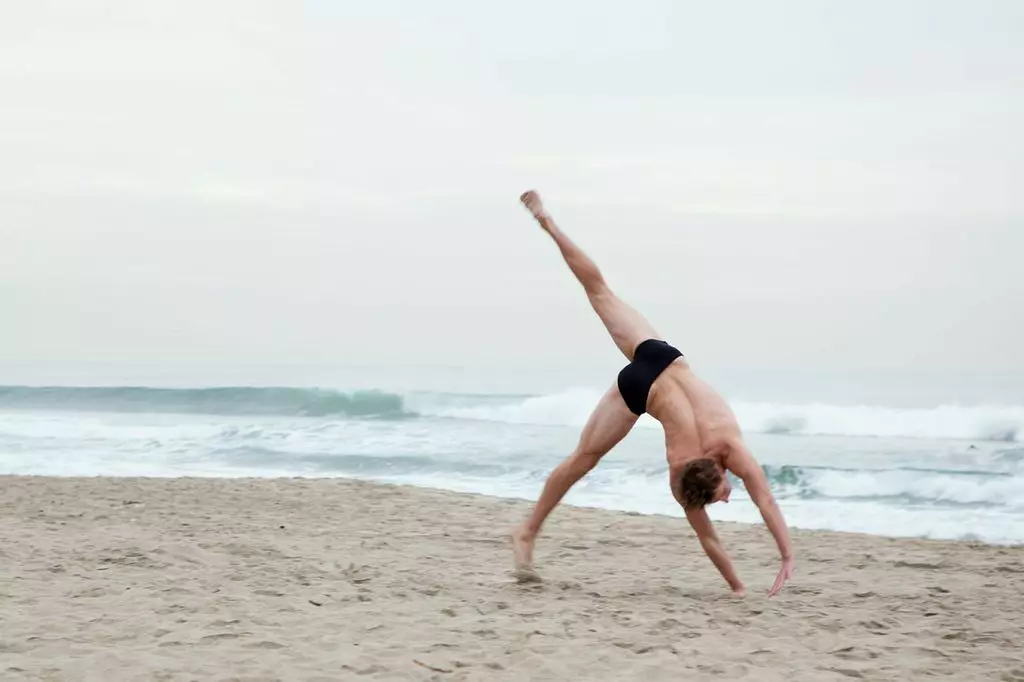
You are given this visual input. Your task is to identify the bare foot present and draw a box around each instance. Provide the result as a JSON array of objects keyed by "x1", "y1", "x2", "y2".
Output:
[
  {"x1": 519, "y1": 190, "x2": 547, "y2": 223},
  {"x1": 511, "y1": 526, "x2": 541, "y2": 583}
]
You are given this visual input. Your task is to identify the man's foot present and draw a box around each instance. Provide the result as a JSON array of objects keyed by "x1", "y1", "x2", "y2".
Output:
[
  {"x1": 511, "y1": 526, "x2": 541, "y2": 583},
  {"x1": 519, "y1": 190, "x2": 548, "y2": 224}
]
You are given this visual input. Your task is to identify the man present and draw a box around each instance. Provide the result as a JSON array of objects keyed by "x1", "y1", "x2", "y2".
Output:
[{"x1": 511, "y1": 190, "x2": 795, "y2": 597}]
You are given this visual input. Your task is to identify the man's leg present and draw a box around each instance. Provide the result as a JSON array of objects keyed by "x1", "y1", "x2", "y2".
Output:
[
  {"x1": 512, "y1": 383, "x2": 639, "y2": 580},
  {"x1": 520, "y1": 191, "x2": 661, "y2": 360},
  {"x1": 511, "y1": 191, "x2": 650, "y2": 580}
]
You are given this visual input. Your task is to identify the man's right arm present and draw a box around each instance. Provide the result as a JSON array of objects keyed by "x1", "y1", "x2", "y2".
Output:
[{"x1": 685, "y1": 506, "x2": 744, "y2": 595}]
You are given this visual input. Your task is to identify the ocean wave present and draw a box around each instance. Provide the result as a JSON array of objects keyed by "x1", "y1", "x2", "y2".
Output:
[
  {"x1": 2, "y1": 384, "x2": 1022, "y2": 442},
  {"x1": 0, "y1": 386, "x2": 410, "y2": 419},
  {"x1": 417, "y1": 390, "x2": 1024, "y2": 442},
  {"x1": 415, "y1": 387, "x2": 603, "y2": 427},
  {"x1": 733, "y1": 402, "x2": 1022, "y2": 442},
  {"x1": 764, "y1": 464, "x2": 1024, "y2": 508}
]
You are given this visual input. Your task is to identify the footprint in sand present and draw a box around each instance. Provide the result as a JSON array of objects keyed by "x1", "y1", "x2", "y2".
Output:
[
  {"x1": 200, "y1": 633, "x2": 244, "y2": 642},
  {"x1": 513, "y1": 567, "x2": 542, "y2": 584}
]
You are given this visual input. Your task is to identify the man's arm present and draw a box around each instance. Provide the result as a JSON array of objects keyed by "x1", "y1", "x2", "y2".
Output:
[
  {"x1": 684, "y1": 505, "x2": 745, "y2": 595},
  {"x1": 727, "y1": 445, "x2": 795, "y2": 596}
]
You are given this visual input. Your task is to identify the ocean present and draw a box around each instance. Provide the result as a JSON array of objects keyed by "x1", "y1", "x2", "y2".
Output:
[{"x1": 1, "y1": 378, "x2": 1022, "y2": 545}]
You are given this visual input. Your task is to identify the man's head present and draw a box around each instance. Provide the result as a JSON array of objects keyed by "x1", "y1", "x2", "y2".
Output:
[{"x1": 678, "y1": 458, "x2": 732, "y2": 509}]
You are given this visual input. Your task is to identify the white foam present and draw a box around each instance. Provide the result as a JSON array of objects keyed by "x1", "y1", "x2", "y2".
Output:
[
  {"x1": 733, "y1": 401, "x2": 1023, "y2": 441},
  {"x1": 415, "y1": 390, "x2": 1024, "y2": 442},
  {"x1": 798, "y1": 468, "x2": 1024, "y2": 508},
  {"x1": 419, "y1": 387, "x2": 608, "y2": 427}
]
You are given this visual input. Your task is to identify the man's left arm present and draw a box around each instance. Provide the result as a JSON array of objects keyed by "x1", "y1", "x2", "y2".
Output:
[{"x1": 728, "y1": 445, "x2": 795, "y2": 596}]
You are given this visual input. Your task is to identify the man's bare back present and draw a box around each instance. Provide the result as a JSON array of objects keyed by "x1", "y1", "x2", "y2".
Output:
[
  {"x1": 511, "y1": 190, "x2": 795, "y2": 597},
  {"x1": 649, "y1": 362, "x2": 749, "y2": 463}
]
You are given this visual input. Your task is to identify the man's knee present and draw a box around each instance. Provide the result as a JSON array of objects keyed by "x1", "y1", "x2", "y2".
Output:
[
  {"x1": 586, "y1": 286, "x2": 621, "y2": 323},
  {"x1": 585, "y1": 279, "x2": 612, "y2": 300},
  {"x1": 569, "y1": 450, "x2": 602, "y2": 475}
]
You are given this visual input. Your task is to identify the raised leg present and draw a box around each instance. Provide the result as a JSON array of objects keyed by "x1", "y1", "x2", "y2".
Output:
[
  {"x1": 512, "y1": 384, "x2": 639, "y2": 581},
  {"x1": 520, "y1": 190, "x2": 661, "y2": 361}
]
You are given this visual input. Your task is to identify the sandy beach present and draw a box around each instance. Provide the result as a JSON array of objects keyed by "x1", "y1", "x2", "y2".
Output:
[{"x1": 1, "y1": 476, "x2": 1022, "y2": 681}]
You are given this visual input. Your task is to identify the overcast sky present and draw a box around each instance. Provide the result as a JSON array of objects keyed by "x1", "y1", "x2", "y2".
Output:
[{"x1": 1, "y1": 1, "x2": 1022, "y2": 388}]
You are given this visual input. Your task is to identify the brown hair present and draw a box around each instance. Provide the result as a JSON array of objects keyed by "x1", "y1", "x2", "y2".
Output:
[{"x1": 679, "y1": 458, "x2": 722, "y2": 509}]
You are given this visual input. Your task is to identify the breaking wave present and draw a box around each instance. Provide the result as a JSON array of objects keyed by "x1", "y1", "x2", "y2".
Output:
[
  {"x1": 0, "y1": 386, "x2": 409, "y2": 419},
  {"x1": 1, "y1": 385, "x2": 1021, "y2": 442},
  {"x1": 415, "y1": 389, "x2": 1024, "y2": 442}
]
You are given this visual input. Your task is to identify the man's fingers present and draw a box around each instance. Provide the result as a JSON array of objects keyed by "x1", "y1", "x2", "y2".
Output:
[
  {"x1": 767, "y1": 560, "x2": 795, "y2": 597},
  {"x1": 767, "y1": 570, "x2": 788, "y2": 597}
]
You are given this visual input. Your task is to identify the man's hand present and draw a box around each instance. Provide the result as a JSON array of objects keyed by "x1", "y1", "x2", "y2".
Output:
[
  {"x1": 520, "y1": 190, "x2": 546, "y2": 220},
  {"x1": 768, "y1": 556, "x2": 795, "y2": 597}
]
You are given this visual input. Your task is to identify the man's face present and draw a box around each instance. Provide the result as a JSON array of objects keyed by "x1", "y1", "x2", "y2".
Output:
[{"x1": 714, "y1": 475, "x2": 732, "y2": 504}]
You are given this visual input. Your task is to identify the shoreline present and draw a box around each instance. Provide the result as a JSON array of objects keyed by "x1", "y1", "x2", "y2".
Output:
[
  {"x1": 7, "y1": 472, "x2": 1022, "y2": 548},
  {"x1": 3, "y1": 475, "x2": 1023, "y2": 680}
]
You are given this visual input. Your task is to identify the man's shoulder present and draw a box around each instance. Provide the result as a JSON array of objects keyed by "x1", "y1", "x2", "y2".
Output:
[
  {"x1": 720, "y1": 438, "x2": 762, "y2": 476},
  {"x1": 701, "y1": 434, "x2": 740, "y2": 461}
]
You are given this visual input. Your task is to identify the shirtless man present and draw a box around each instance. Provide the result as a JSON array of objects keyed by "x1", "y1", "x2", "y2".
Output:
[{"x1": 511, "y1": 190, "x2": 795, "y2": 598}]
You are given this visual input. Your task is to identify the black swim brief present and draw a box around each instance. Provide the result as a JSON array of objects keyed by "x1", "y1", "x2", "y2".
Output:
[{"x1": 616, "y1": 339, "x2": 683, "y2": 415}]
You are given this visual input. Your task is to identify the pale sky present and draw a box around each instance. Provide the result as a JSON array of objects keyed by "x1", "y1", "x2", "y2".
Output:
[{"x1": 2, "y1": 1, "x2": 1022, "y2": 387}]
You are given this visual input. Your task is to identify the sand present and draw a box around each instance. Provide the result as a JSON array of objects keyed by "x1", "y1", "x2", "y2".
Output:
[{"x1": 1, "y1": 476, "x2": 1023, "y2": 681}]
